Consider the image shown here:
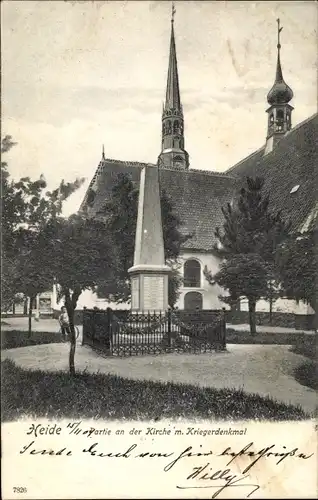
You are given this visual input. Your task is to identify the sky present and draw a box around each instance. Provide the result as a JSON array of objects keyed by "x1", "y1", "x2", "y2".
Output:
[{"x1": 2, "y1": 0, "x2": 317, "y2": 215}]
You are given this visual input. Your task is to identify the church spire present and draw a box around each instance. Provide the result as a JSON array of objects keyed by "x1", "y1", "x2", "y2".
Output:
[
  {"x1": 165, "y1": 3, "x2": 181, "y2": 112},
  {"x1": 265, "y1": 19, "x2": 294, "y2": 155},
  {"x1": 159, "y1": 3, "x2": 189, "y2": 171}
]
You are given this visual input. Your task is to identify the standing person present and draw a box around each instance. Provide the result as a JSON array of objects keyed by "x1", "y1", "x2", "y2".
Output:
[{"x1": 59, "y1": 306, "x2": 70, "y2": 341}]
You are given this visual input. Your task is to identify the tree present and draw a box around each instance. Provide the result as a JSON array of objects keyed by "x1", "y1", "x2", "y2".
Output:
[
  {"x1": 276, "y1": 229, "x2": 318, "y2": 327},
  {"x1": 1, "y1": 135, "x2": 85, "y2": 334},
  {"x1": 211, "y1": 254, "x2": 272, "y2": 334},
  {"x1": 96, "y1": 173, "x2": 190, "y2": 306},
  {"x1": 41, "y1": 214, "x2": 115, "y2": 375},
  {"x1": 204, "y1": 177, "x2": 289, "y2": 335}
]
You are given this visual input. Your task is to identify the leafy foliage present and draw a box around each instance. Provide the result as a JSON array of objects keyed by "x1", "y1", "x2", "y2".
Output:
[
  {"x1": 1, "y1": 135, "x2": 85, "y2": 321},
  {"x1": 214, "y1": 177, "x2": 290, "y2": 260},
  {"x1": 276, "y1": 229, "x2": 318, "y2": 313},
  {"x1": 38, "y1": 214, "x2": 116, "y2": 374},
  {"x1": 205, "y1": 177, "x2": 290, "y2": 334},
  {"x1": 212, "y1": 254, "x2": 272, "y2": 304}
]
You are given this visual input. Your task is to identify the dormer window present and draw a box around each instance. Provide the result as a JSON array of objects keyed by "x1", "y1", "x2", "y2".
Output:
[{"x1": 290, "y1": 185, "x2": 300, "y2": 194}]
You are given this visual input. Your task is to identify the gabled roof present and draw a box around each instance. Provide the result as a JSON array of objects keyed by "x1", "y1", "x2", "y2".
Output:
[
  {"x1": 226, "y1": 113, "x2": 318, "y2": 232},
  {"x1": 83, "y1": 160, "x2": 237, "y2": 252},
  {"x1": 81, "y1": 113, "x2": 317, "y2": 252}
]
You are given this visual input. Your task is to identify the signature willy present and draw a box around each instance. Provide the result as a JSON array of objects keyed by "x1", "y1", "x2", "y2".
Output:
[{"x1": 177, "y1": 463, "x2": 260, "y2": 498}]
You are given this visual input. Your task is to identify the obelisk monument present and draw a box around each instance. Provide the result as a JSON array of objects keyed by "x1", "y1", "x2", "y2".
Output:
[{"x1": 128, "y1": 165, "x2": 170, "y2": 311}]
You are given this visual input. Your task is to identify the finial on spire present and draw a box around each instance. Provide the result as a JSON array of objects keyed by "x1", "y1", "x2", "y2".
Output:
[
  {"x1": 171, "y1": 2, "x2": 176, "y2": 23},
  {"x1": 267, "y1": 18, "x2": 293, "y2": 105},
  {"x1": 277, "y1": 18, "x2": 283, "y2": 50},
  {"x1": 102, "y1": 144, "x2": 105, "y2": 160}
]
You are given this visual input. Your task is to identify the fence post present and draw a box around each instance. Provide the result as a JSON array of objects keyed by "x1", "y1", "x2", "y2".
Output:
[
  {"x1": 106, "y1": 307, "x2": 113, "y2": 352},
  {"x1": 82, "y1": 306, "x2": 87, "y2": 346},
  {"x1": 92, "y1": 308, "x2": 97, "y2": 341},
  {"x1": 221, "y1": 307, "x2": 226, "y2": 350},
  {"x1": 167, "y1": 308, "x2": 172, "y2": 347}
]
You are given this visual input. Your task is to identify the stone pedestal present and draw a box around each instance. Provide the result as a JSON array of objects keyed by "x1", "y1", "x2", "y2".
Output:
[
  {"x1": 128, "y1": 165, "x2": 170, "y2": 312},
  {"x1": 129, "y1": 265, "x2": 170, "y2": 312}
]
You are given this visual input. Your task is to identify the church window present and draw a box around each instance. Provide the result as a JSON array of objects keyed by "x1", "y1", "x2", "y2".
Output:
[
  {"x1": 174, "y1": 155, "x2": 184, "y2": 163},
  {"x1": 184, "y1": 291, "x2": 203, "y2": 310},
  {"x1": 184, "y1": 259, "x2": 201, "y2": 287},
  {"x1": 173, "y1": 120, "x2": 179, "y2": 134},
  {"x1": 167, "y1": 120, "x2": 172, "y2": 134},
  {"x1": 276, "y1": 109, "x2": 284, "y2": 131}
]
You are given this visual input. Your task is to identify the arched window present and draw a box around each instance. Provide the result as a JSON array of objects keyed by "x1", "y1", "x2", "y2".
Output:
[
  {"x1": 174, "y1": 155, "x2": 184, "y2": 163},
  {"x1": 184, "y1": 259, "x2": 201, "y2": 287},
  {"x1": 184, "y1": 291, "x2": 203, "y2": 310},
  {"x1": 276, "y1": 109, "x2": 284, "y2": 131},
  {"x1": 173, "y1": 120, "x2": 179, "y2": 134}
]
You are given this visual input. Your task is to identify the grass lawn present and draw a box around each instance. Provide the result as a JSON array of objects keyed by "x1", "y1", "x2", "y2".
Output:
[
  {"x1": 290, "y1": 335, "x2": 317, "y2": 390},
  {"x1": 2, "y1": 328, "x2": 313, "y2": 351},
  {"x1": 1, "y1": 330, "x2": 63, "y2": 350},
  {"x1": 2, "y1": 358, "x2": 309, "y2": 422},
  {"x1": 226, "y1": 329, "x2": 314, "y2": 345}
]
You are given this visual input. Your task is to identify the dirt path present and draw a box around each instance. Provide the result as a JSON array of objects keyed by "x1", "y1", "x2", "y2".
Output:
[{"x1": 2, "y1": 342, "x2": 316, "y2": 414}]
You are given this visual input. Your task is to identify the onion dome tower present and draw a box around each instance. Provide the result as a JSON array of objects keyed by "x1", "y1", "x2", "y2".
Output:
[{"x1": 265, "y1": 19, "x2": 294, "y2": 154}]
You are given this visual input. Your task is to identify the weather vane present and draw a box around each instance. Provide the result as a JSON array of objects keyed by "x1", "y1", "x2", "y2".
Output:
[
  {"x1": 277, "y1": 18, "x2": 283, "y2": 50},
  {"x1": 171, "y1": 2, "x2": 176, "y2": 23}
]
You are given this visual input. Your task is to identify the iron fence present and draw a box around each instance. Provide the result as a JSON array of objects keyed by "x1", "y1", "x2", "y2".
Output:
[{"x1": 82, "y1": 307, "x2": 226, "y2": 357}]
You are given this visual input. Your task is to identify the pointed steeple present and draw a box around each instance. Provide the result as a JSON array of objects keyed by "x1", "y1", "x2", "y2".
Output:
[
  {"x1": 165, "y1": 4, "x2": 181, "y2": 112},
  {"x1": 102, "y1": 144, "x2": 105, "y2": 160},
  {"x1": 159, "y1": 3, "x2": 189, "y2": 171},
  {"x1": 267, "y1": 19, "x2": 293, "y2": 105},
  {"x1": 265, "y1": 19, "x2": 294, "y2": 155}
]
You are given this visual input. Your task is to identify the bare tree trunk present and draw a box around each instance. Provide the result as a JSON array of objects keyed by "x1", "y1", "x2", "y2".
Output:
[
  {"x1": 269, "y1": 281, "x2": 273, "y2": 325},
  {"x1": 248, "y1": 298, "x2": 256, "y2": 336},
  {"x1": 65, "y1": 287, "x2": 81, "y2": 376},
  {"x1": 23, "y1": 298, "x2": 28, "y2": 315},
  {"x1": 68, "y1": 323, "x2": 76, "y2": 376},
  {"x1": 28, "y1": 296, "x2": 34, "y2": 338},
  {"x1": 65, "y1": 293, "x2": 76, "y2": 376}
]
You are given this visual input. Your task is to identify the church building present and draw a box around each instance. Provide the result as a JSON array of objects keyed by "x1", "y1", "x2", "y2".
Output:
[{"x1": 64, "y1": 11, "x2": 318, "y2": 316}]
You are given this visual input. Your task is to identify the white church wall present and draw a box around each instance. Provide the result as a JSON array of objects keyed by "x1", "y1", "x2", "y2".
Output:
[
  {"x1": 77, "y1": 289, "x2": 130, "y2": 310},
  {"x1": 46, "y1": 254, "x2": 314, "y2": 316},
  {"x1": 240, "y1": 297, "x2": 314, "y2": 315},
  {"x1": 176, "y1": 251, "x2": 227, "y2": 310},
  {"x1": 49, "y1": 285, "x2": 129, "y2": 311}
]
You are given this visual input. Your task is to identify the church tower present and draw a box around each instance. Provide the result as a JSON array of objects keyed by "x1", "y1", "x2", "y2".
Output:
[
  {"x1": 265, "y1": 19, "x2": 294, "y2": 155},
  {"x1": 158, "y1": 4, "x2": 189, "y2": 170}
]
